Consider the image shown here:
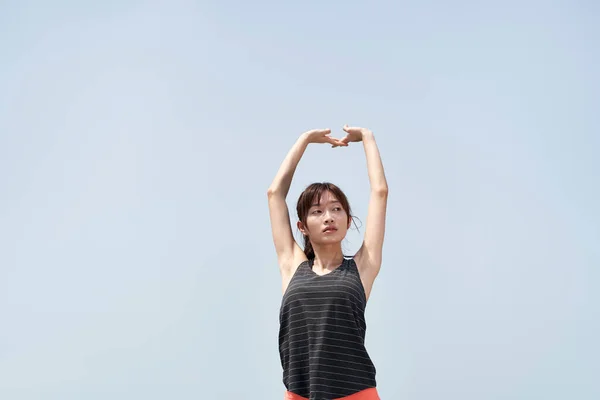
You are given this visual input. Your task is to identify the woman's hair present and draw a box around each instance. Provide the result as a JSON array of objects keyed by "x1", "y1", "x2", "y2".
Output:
[{"x1": 296, "y1": 182, "x2": 358, "y2": 259}]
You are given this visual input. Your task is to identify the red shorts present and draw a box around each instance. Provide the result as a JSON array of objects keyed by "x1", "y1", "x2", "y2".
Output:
[{"x1": 285, "y1": 387, "x2": 380, "y2": 400}]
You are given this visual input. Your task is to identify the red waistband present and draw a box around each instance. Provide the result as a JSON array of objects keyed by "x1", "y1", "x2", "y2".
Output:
[{"x1": 285, "y1": 387, "x2": 380, "y2": 400}]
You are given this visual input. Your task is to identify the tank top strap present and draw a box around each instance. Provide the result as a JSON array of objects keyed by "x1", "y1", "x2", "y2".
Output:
[
  {"x1": 295, "y1": 260, "x2": 311, "y2": 276},
  {"x1": 347, "y1": 257, "x2": 368, "y2": 304},
  {"x1": 345, "y1": 257, "x2": 361, "y2": 277},
  {"x1": 346, "y1": 256, "x2": 357, "y2": 270}
]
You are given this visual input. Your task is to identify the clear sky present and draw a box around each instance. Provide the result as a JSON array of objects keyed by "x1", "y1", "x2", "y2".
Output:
[{"x1": 1, "y1": 1, "x2": 598, "y2": 399}]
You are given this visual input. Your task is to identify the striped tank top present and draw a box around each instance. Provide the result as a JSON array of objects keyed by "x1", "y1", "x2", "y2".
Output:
[{"x1": 278, "y1": 257, "x2": 377, "y2": 400}]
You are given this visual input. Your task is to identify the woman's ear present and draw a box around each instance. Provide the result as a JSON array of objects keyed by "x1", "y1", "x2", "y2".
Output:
[{"x1": 297, "y1": 221, "x2": 307, "y2": 236}]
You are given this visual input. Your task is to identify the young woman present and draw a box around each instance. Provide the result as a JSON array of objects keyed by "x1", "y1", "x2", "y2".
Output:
[{"x1": 267, "y1": 125, "x2": 388, "y2": 400}]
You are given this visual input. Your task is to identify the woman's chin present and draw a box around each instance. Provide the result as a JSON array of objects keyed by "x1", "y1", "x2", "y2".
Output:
[{"x1": 317, "y1": 234, "x2": 345, "y2": 244}]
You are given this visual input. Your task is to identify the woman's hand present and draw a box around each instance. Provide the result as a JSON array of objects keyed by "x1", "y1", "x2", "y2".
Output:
[
  {"x1": 302, "y1": 128, "x2": 348, "y2": 148},
  {"x1": 337, "y1": 125, "x2": 373, "y2": 147}
]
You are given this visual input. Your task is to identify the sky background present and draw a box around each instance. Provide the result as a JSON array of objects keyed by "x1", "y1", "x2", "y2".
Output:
[{"x1": 0, "y1": 0, "x2": 598, "y2": 399}]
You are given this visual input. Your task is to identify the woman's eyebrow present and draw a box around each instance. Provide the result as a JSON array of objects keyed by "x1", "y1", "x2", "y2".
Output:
[{"x1": 311, "y1": 200, "x2": 340, "y2": 207}]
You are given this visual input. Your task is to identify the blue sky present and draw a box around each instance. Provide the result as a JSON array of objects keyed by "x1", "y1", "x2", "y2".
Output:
[{"x1": 1, "y1": 1, "x2": 598, "y2": 399}]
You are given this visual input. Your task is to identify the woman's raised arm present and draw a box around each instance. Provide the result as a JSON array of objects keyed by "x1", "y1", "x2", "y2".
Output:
[
  {"x1": 267, "y1": 129, "x2": 345, "y2": 272},
  {"x1": 339, "y1": 125, "x2": 388, "y2": 280}
]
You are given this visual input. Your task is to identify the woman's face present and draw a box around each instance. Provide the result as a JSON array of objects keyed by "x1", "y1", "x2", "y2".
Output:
[{"x1": 299, "y1": 190, "x2": 349, "y2": 244}]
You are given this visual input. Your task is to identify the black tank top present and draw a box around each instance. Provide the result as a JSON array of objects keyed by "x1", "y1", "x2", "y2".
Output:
[{"x1": 278, "y1": 257, "x2": 377, "y2": 400}]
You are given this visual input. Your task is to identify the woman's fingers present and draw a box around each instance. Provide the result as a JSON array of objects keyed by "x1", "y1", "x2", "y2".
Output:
[
  {"x1": 330, "y1": 137, "x2": 348, "y2": 148},
  {"x1": 305, "y1": 127, "x2": 356, "y2": 147},
  {"x1": 327, "y1": 136, "x2": 341, "y2": 145},
  {"x1": 306, "y1": 128, "x2": 331, "y2": 137},
  {"x1": 343, "y1": 125, "x2": 362, "y2": 134},
  {"x1": 341, "y1": 125, "x2": 366, "y2": 142}
]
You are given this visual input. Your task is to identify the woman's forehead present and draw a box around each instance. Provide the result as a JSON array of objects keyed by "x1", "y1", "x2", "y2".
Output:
[{"x1": 311, "y1": 191, "x2": 339, "y2": 206}]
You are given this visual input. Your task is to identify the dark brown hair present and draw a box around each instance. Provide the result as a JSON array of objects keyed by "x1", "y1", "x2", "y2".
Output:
[{"x1": 296, "y1": 182, "x2": 358, "y2": 259}]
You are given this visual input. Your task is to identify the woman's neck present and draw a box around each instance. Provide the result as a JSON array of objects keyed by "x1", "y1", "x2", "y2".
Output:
[{"x1": 311, "y1": 244, "x2": 345, "y2": 271}]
